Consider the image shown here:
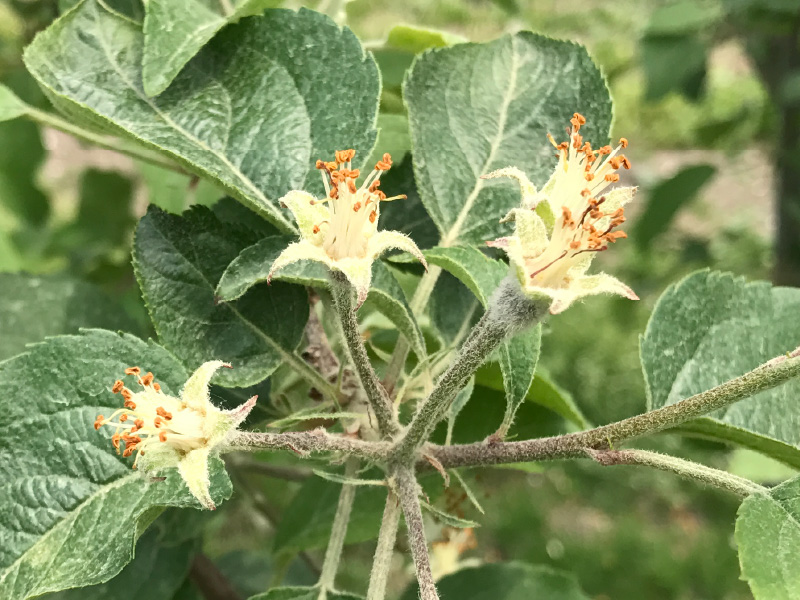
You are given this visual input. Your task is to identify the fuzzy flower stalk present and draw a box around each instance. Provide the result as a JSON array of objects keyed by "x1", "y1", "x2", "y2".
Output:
[
  {"x1": 485, "y1": 113, "x2": 639, "y2": 314},
  {"x1": 268, "y1": 150, "x2": 427, "y2": 305},
  {"x1": 93, "y1": 361, "x2": 256, "y2": 509}
]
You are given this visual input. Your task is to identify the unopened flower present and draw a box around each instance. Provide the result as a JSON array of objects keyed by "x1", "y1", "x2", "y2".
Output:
[
  {"x1": 268, "y1": 150, "x2": 427, "y2": 305},
  {"x1": 94, "y1": 361, "x2": 255, "y2": 509},
  {"x1": 484, "y1": 113, "x2": 639, "y2": 314}
]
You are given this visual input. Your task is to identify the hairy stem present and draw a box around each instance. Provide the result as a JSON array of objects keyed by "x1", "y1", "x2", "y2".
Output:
[
  {"x1": 330, "y1": 272, "x2": 400, "y2": 438},
  {"x1": 395, "y1": 279, "x2": 548, "y2": 462},
  {"x1": 395, "y1": 467, "x2": 438, "y2": 600},
  {"x1": 366, "y1": 490, "x2": 402, "y2": 600},
  {"x1": 26, "y1": 107, "x2": 185, "y2": 174},
  {"x1": 429, "y1": 352, "x2": 800, "y2": 468},
  {"x1": 587, "y1": 449, "x2": 767, "y2": 497},
  {"x1": 226, "y1": 430, "x2": 391, "y2": 462},
  {"x1": 318, "y1": 459, "x2": 359, "y2": 596}
]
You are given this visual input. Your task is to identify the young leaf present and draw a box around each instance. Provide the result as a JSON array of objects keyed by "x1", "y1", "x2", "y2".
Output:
[
  {"x1": 736, "y1": 475, "x2": 800, "y2": 599},
  {"x1": 420, "y1": 500, "x2": 480, "y2": 529},
  {"x1": 641, "y1": 270, "x2": 800, "y2": 466},
  {"x1": 133, "y1": 206, "x2": 308, "y2": 388},
  {"x1": 405, "y1": 32, "x2": 612, "y2": 245},
  {"x1": 0, "y1": 330, "x2": 232, "y2": 599},
  {"x1": 248, "y1": 588, "x2": 363, "y2": 600},
  {"x1": 0, "y1": 83, "x2": 28, "y2": 122},
  {"x1": 141, "y1": 0, "x2": 282, "y2": 97},
  {"x1": 24, "y1": 3, "x2": 379, "y2": 229},
  {"x1": 0, "y1": 273, "x2": 141, "y2": 361},
  {"x1": 216, "y1": 236, "x2": 426, "y2": 359},
  {"x1": 399, "y1": 563, "x2": 591, "y2": 600},
  {"x1": 423, "y1": 245, "x2": 541, "y2": 433}
]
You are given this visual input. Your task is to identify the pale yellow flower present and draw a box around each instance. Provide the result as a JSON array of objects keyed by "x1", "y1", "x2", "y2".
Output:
[
  {"x1": 94, "y1": 362, "x2": 255, "y2": 509},
  {"x1": 268, "y1": 150, "x2": 427, "y2": 305},
  {"x1": 484, "y1": 113, "x2": 639, "y2": 314}
]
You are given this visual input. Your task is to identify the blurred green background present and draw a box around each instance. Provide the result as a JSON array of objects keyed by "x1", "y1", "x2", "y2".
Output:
[{"x1": 3, "y1": 0, "x2": 800, "y2": 598}]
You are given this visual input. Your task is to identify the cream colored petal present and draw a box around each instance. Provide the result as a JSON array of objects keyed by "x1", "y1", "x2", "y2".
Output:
[
  {"x1": 181, "y1": 360, "x2": 229, "y2": 412},
  {"x1": 366, "y1": 230, "x2": 428, "y2": 269},
  {"x1": 602, "y1": 186, "x2": 637, "y2": 211},
  {"x1": 280, "y1": 190, "x2": 328, "y2": 241},
  {"x1": 136, "y1": 442, "x2": 180, "y2": 475},
  {"x1": 267, "y1": 240, "x2": 332, "y2": 282},
  {"x1": 482, "y1": 167, "x2": 537, "y2": 208},
  {"x1": 512, "y1": 209, "x2": 549, "y2": 259},
  {"x1": 331, "y1": 257, "x2": 373, "y2": 307},
  {"x1": 547, "y1": 273, "x2": 638, "y2": 314},
  {"x1": 178, "y1": 447, "x2": 215, "y2": 510}
]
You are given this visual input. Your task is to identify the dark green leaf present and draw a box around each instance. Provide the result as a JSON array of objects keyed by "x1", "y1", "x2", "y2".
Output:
[
  {"x1": 634, "y1": 165, "x2": 716, "y2": 251},
  {"x1": 736, "y1": 475, "x2": 800, "y2": 599},
  {"x1": 0, "y1": 330, "x2": 232, "y2": 599},
  {"x1": 134, "y1": 206, "x2": 308, "y2": 387},
  {"x1": 405, "y1": 32, "x2": 612, "y2": 245},
  {"x1": 642, "y1": 35, "x2": 707, "y2": 101},
  {"x1": 24, "y1": 3, "x2": 379, "y2": 229},
  {"x1": 216, "y1": 236, "x2": 425, "y2": 358},
  {"x1": 42, "y1": 515, "x2": 199, "y2": 600},
  {"x1": 400, "y1": 563, "x2": 590, "y2": 600},
  {"x1": 141, "y1": 0, "x2": 283, "y2": 96},
  {"x1": 641, "y1": 270, "x2": 800, "y2": 466},
  {"x1": 0, "y1": 273, "x2": 141, "y2": 361}
]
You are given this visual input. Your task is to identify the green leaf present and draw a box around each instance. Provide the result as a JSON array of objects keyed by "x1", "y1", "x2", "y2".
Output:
[
  {"x1": 634, "y1": 165, "x2": 716, "y2": 251},
  {"x1": 399, "y1": 563, "x2": 591, "y2": 600},
  {"x1": 249, "y1": 588, "x2": 362, "y2": 600},
  {"x1": 447, "y1": 375, "x2": 475, "y2": 444},
  {"x1": 216, "y1": 236, "x2": 426, "y2": 359},
  {"x1": 420, "y1": 500, "x2": 479, "y2": 529},
  {"x1": 272, "y1": 475, "x2": 386, "y2": 554},
  {"x1": 0, "y1": 83, "x2": 28, "y2": 121},
  {"x1": 0, "y1": 330, "x2": 232, "y2": 599},
  {"x1": 0, "y1": 273, "x2": 141, "y2": 361},
  {"x1": 138, "y1": 161, "x2": 222, "y2": 214},
  {"x1": 423, "y1": 245, "x2": 541, "y2": 433},
  {"x1": 736, "y1": 475, "x2": 800, "y2": 599},
  {"x1": 404, "y1": 32, "x2": 612, "y2": 245},
  {"x1": 385, "y1": 24, "x2": 466, "y2": 54},
  {"x1": 366, "y1": 113, "x2": 411, "y2": 170},
  {"x1": 42, "y1": 514, "x2": 199, "y2": 600},
  {"x1": 642, "y1": 35, "x2": 707, "y2": 101},
  {"x1": 24, "y1": 3, "x2": 379, "y2": 229},
  {"x1": 645, "y1": 1, "x2": 723, "y2": 35},
  {"x1": 133, "y1": 206, "x2": 308, "y2": 388},
  {"x1": 476, "y1": 364, "x2": 590, "y2": 429},
  {"x1": 142, "y1": 0, "x2": 281, "y2": 97},
  {"x1": 641, "y1": 270, "x2": 800, "y2": 466}
]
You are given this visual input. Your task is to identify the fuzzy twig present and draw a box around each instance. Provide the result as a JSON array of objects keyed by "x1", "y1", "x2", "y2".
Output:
[
  {"x1": 395, "y1": 467, "x2": 438, "y2": 600},
  {"x1": 318, "y1": 458, "x2": 360, "y2": 597},
  {"x1": 366, "y1": 489, "x2": 402, "y2": 600}
]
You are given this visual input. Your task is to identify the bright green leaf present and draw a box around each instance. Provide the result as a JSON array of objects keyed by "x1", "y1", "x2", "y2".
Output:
[
  {"x1": 0, "y1": 330, "x2": 232, "y2": 599},
  {"x1": 736, "y1": 475, "x2": 800, "y2": 599},
  {"x1": 385, "y1": 24, "x2": 466, "y2": 54},
  {"x1": 405, "y1": 32, "x2": 612, "y2": 245},
  {"x1": 399, "y1": 563, "x2": 591, "y2": 600},
  {"x1": 24, "y1": 3, "x2": 379, "y2": 229},
  {"x1": 0, "y1": 273, "x2": 141, "y2": 361},
  {"x1": 641, "y1": 270, "x2": 800, "y2": 466},
  {"x1": 0, "y1": 83, "x2": 28, "y2": 121},
  {"x1": 133, "y1": 206, "x2": 308, "y2": 388}
]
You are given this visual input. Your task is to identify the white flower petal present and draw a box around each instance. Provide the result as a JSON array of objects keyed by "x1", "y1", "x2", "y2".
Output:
[
  {"x1": 181, "y1": 360, "x2": 228, "y2": 412},
  {"x1": 333, "y1": 257, "x2": 373, "y2": 307},
  {"x1": 366, "y1": 230, "x2": 427, "y2": 269},
  {"x1": 268, "y1": 240, "x2": 332, "y2": 282},
  {"x1": 548, "y1": 272, "x2": 639, "y2": 314},
  {"x1": 280, "y1": 190, "x2": 329, "y2": 241},
  {"x1": 178, "y1": 447, "x2": 215, "y2": 510}
]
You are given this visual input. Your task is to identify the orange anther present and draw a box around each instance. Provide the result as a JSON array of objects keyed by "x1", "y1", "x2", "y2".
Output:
[
  {"x1": 312, "y1": 224, "x2": 321, "y2": 234},
  {"x1": 619, "y1": 137, "x2": 629, "y2": 148},
  {"x1": 315, "y1": 159, "x2": 326, "y2": 169},
  {"x1": 94, "y1": 415, "x2": 104, "y2": 430},
  {"x1": 112, "y1": 380, "x2": 124, "y2": 394},
  {"x1": 598, "y1": 145, "x2": 612, "y2": 155},
  {"x1": 581, "y1": 189, "x2": 591, "y2": 197},
  {"x1": 569, "y1": 240, "x2": 581, "y2": 249},
  {"x1": 121, "y1": 388, "x2": 132, "y2": 400},
  {"x1": 352, "y1": 202, "x2": 362, "y2": 211},
  {"x1": 124, "y1": 400, "x2": 136, "y2": 410},
  {"x1": 140, "y1": 372, "x2": 154, "y2": 386},
  {"x1": 369, "y1": 210, "x2": 377, "y2": 223},
  {"x1": 156, "y1": 407, "x2": 173, "y2": 420},
  {"x1": 124, "y1": 367, "x2": 141, "y2": 376},
  {"x1": 111, "y1": 433, "x2": 121, "y2": 450},
  {"x1": 585, "y1": 173, "x2": 594, "y2": 181},
  {"x1": 369, "y1": 180, "x2": 381, "y2": 192},
  {"x1": 347, "y1": 179, "x2": 357, "y2": 194},
  {"x1": 134, "y1": 419, "x2": 144, "y2": 428},
  {"x1": 605, "y1": 173, "x2": 620, "y2": 182},
  {"x1": 154, "y1": 416, "x2": 163, "y2": 428},
  {"x1": 152, "y1": 382, "x2": 161, "y2": 392},
  {"x1": 159, "y1": 431, "x2": 168, "y2": 442},
  {"x1": 609, "y1": 157, "x2": 621, "y2": 169},
  {"x1": 620, "y1": 156, "x2": 632, "y2": 169},
  {"x1": 120, "y1": 414, "x2": 128, "y2": 422}
]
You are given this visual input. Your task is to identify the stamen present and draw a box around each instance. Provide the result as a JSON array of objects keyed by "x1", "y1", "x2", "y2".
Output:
[
  {"x1": 124, "y1": 367, "x2": 140, "y2": 376},
  {"x1": 112, "y1": 380, "x2": 124, "y2": 394}
]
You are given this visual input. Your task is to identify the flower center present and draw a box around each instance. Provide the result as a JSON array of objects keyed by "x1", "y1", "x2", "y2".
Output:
[
  {"x1": 528, "y1": 113, "x2": 631, "y2": 287},
  {"x1": 94, "y1": 366, "x2": 206, "y2": 468},
  {"x1": 312, "y1": 150, "x2": 405, "y2": 260}
]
